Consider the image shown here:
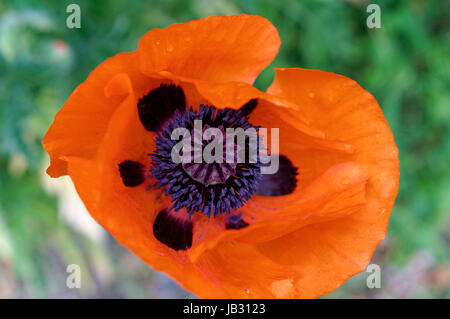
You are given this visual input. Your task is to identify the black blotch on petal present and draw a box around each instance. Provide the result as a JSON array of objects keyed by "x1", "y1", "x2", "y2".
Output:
[
  {"x1": 153, "y1": 209, "x2": 193, "y2": 251},
  {"x1": 137, "y1": 84, "x2": 186, "y2": 131},
  {"x1": 225, "y1": 213, "x2": 249, "y2": 230},
  {"x1": 118, "y1": 160, "x2": 145, "y2": 187},
  {"x1": 239, "y1": 99, "x2": 258, "y2": 117},
  {"x1": 255, "y1": 155, "x2": 298, "y2": 196}
]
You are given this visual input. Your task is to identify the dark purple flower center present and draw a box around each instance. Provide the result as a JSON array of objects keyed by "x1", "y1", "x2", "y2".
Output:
[
  {"x1": 150, "y1": 105, "x2": 263, "y2": 217},
  {"x1": 182, "y1": 124, "x2": 240, "y2": 186}
]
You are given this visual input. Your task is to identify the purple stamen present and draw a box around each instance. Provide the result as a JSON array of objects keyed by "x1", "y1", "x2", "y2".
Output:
[{"x1": 150, "y1": 105, "x2": 263, "y2": 217}]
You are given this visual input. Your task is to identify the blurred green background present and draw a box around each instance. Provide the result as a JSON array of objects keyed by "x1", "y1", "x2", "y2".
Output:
[{"x1": 0, "y1": 0, "x2": 449, "y2": 298}]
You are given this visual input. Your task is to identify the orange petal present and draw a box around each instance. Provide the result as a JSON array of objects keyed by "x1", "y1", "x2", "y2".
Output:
[
  {"x1": 255, "y1": 223, "x2": 368, "y2": 298},
  {"x1": 63, "y1": 76, "x2": 192, "y2": 279},
  {"x1": 266, "y1": 68, "x2": 399, "y2": 223},
  {"x1": 137, "y1": 15, "x2": 280, "y2": 84},
  {"x1": 42, "y1": 51, "x2": 155, "y2": 177},
  {"x1": 191, "y1": 241, "x2": 296, "y2": 298},
  {"x1": 246, "y1": 68, "x2": 400, "y2": 298},
  {"x1": 188, "y1": 161, "x2": 368, "y2": 262},
  {"x1": 237, "y1": 161, "x2": 369, "y2": 243},
  {"x1": 151, "y1": 71, "x2": 354, "y2": 153}
]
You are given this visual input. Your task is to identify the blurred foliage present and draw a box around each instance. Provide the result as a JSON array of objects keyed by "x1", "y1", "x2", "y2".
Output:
[{"x1": 0, "y1": 0, "x2": 449, "y2": 298}]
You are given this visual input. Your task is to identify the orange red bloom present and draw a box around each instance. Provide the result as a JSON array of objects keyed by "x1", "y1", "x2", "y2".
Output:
[{"x1": 43, "y1": 14, "x2": 399, "y2": 298}]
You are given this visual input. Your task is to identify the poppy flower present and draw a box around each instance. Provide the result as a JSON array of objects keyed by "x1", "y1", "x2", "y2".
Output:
[{"x1": 43, "y1": 14, "x2": 399, "y2": 298}]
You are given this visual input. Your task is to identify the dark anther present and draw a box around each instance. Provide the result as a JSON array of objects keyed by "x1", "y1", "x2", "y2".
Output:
[
  {"x1": 255, "y1": 155, "x2": 298, "y2": 196},
  {"x1": 153, "y1": 209, "x2": 193, "y2": 251},
  {"x1": 239, "y1": 99, "x2": 258, "y2": 117},
  {"x1": 118, "y1": 160, "x2": 145, "y2": 187},
  {"x1": 137, "y1": 83, "x2": 186, "y2": 132},
  {"x1": 225, "y1": 213, "x2": 249, "y2": 230}
]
